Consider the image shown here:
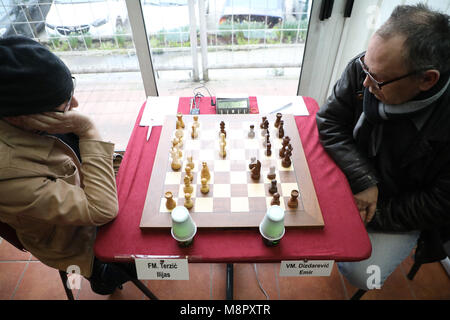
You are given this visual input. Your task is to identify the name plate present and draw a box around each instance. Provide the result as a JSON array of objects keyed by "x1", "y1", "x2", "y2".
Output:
[
  {"x1": 135, "y1": 258, "x2": 189, "y2": 280},
  {"x1": 280, "y1": 260, "x2": 334, "y2": 277}
]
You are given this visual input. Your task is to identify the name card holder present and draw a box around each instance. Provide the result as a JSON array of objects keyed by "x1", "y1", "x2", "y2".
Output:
[
  {"x1": 280, "y1": 260, "x2": 334, "y2": 277},
  {"x1": 134, "y1": 255, "x2": 190, "y2": 280}
]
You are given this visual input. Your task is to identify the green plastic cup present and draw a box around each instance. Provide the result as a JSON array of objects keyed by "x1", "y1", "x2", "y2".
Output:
[
  {"x1": 171, "y1": 206, "x2": 196, "y2": 247},
  {"x1": 259, "y1": 205, "x2": 285, "y2": 246}
]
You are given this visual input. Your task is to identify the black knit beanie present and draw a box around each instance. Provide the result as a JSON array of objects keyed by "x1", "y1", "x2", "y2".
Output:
[{"x1": 0, "y1": 36, "x2": 73, "y2": 117}]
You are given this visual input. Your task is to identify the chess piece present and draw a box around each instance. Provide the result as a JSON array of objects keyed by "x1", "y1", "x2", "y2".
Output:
[
  {"x1": 267, "y1": 165, "x2": 276, "y2": 180},
  {"x1": 250, "y1": 160, "x2": 261, "y2": 180},
  {"x1": 260, "y1": 116, "x2": 267, "y2": 129},
  {"x1": 201, "y1": 161, "x2": 211, "y2": 182},
  {"x1": 193, "y1": 115, "x2": 200, "y2": 128},
  {"x1": 174, "y1": 136, "x2": 183, "y2": 148},
  {"x1": 172, "y1": 138, "x2": 179, "y2": 151},
  {"x1": 219, "y1": 142, "x2": 226, "y2": 158},
  {"x1": 170, "y1": 148, "x2": 182, "y2": 171},
  {"x1": 274, "y1": 113, "x2": 282, "y2": 128},
  {"x1": 220, "y1": 121, "x2": 226, "y2": 138},
  {"x1": 279, "y1": 145, "x2": 286, "y2": 158},
  {"x1": 185, "y1": 166, "x2": 193, "y2": 182},
  {"x1": 280, "y1": 143, "x2": 292, "y2": 158},
  {"x1": 200, "y1": 178, "x2": 209, "y2": 194},
  {"x1": 271, "y1": 192, "x2": 280, "y2": 206},
  {"x1": 269, "y1": 179, "x2": 278, "y2": 194},
  {"x1": 220, "y1": 132, "x2": 226, "y2": 146},
  {"x1": 261, "y1": 126, "x2": 267, "y2": 137},
  {"x1": 176, "y1": 112, "x2": 185, "y2": 128},
  {"x1": 288, "y1": 190, "x2": 299, "y2": 208},
  {"x1": 184, "y1": 193, "x2": 194, "y2": 209},
  {"x1": 191, "y1": 125, "x2": 198, "y2": 139},
  {"x1": 183, "y1": 175, "x2": 193, "y2": 195},
  {"x1": 175, "y1": 127, "x2": 184, "y2": 139},
  {"x1": 165, "y1": 191, "x2": 176, "y2": 210},
  {"x1": 249, "y1": 156, "x2": 256, "y2": 170},
  {"x1": 278, "y1": 120, "x2": 284, "y2": 138},
  {"x1": 186, "y1": 156, "x2": 194, "y2": 170},
  {"x1": 266, "y1": 142, "x2": 272, "y2": 157},
  {"x1": 248, "y1": 125, "x2": 255, "y2": 138},
  {"x1": 171, "y1": 142, "x2": 182, "y2": 158},
  {"x1": 263, "y1": 133, "x2": 270, "y2": 148},
  {"x1": 282, "y1": 148, "x2": 292, "y2": 168}
]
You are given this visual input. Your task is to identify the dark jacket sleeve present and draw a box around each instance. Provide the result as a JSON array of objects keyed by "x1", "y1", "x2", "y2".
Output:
[
  {"x1": 316, "y1": 55, "x2": 379, "y2": 194},
  {"x1": 368, "y1": 144, "x2": 450, "y2": 232}
]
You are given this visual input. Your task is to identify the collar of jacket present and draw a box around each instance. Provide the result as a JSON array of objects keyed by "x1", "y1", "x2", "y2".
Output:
[
  {"x1": 400, "y1": 84, "x2": 450, "y2": 168},
  {"x1": 0, "y1": 120, "x2": 82, "y2": 171}
]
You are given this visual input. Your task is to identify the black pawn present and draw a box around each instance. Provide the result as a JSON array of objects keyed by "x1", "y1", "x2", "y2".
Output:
[
  {"x1": 278, "y1": 120, "x2": 284, "y2": 138},
  {"x1": 269, "y1": 179, "x2": 278, "y2": 194},
  {"x1": 271, "y1": 192, "x2": 281, "y2": 206},
  {"x1": 260, "y1": 116, "x2": 267, "y2": 129},
  {"x1": 266, "y1": 142, "x2": 272, "y2": 157},
  {"x1": 274, "y1": 113, "x2": 282, "y2": 128},
  {"x1": 282, "y1": 149, "x2": 292, "y2": 168}
]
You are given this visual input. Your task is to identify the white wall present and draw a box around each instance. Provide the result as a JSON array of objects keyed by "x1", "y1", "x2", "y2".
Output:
[{"x1": 299, "y1": 0, "x2": 450, "y2": 106}]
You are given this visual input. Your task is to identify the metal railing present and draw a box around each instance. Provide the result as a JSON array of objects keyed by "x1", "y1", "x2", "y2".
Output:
[{"x1": 0, "y1": 0, "x2": 311, "y2": 78}]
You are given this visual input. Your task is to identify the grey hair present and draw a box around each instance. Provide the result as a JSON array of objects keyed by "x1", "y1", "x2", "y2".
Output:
[{"x1": 376, "y1": 3, "x2": 450, "y2": 74}]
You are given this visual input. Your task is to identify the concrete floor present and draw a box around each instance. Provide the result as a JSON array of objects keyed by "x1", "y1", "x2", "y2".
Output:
[{"x1": 74, "y1": 69, "x2": 301, "y2": 151}]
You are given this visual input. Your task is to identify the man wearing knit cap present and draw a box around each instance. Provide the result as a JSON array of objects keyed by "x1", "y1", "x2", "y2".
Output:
[
  {"x1": 0, "y1": 36, "x2": 132, "y2": 295},
  {"x1": 316, "y1": 4, "x2": 450, "y2": 297}
]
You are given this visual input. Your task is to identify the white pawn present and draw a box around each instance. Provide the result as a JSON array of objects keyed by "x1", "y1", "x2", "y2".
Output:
[
  {"x1": 170, "y1": 148, "x2": 182, "y2": 171},
  {"x1": 193, "y1": 115, "x2": 200, "y2": 129},
  {"x1": 248, "y1": 125, "x2": 255, "y2": 138},
  {"x1": 191, "y1": 125, "x2": 198, "y2": 139},
  {"x1": 186, "y1": 155, "x2": 194, "y2": 170},
  {"x1": 175, "y1": 127, "x2": 184, "y2": 139},
  {"x1": 219, "y1": 141, "x2": 226, "y2": 158}
]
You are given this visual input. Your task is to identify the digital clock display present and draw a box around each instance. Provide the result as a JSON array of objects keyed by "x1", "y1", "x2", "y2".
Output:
[{"x1": 216, "y1": 98, "x2": 250, "y2": 114}]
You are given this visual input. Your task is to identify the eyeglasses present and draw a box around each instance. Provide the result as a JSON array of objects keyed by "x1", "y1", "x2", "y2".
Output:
[
  {"x1": 358, "y1": 55, "x2": 426, "y2": 90},
  {"x1": 63, "y1": 76, "x2": 76, "y2": 113}
]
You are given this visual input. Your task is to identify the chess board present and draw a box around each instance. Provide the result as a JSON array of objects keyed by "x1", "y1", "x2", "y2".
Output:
[{"x1": 140, "y1": 114, "x2": 324, "y2": 229}]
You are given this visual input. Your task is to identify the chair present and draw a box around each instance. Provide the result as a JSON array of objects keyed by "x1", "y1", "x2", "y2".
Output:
[
  {"x1": 0, "y1": 221, "x2": 74, "y2": 300},
  {"x1": 350, "y1": 233, "x2": 449, "y2": 300},
  {"x1": 0, "y1": 220, "x2": 158, "y2": 300}
]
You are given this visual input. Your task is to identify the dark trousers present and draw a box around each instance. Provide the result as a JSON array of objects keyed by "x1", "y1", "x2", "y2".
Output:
[{"x1": 87, "y1": 258, "x2": 137, "y2": 295}]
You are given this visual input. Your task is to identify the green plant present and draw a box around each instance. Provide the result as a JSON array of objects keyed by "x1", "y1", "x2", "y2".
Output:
[
  {"x1": 83, "y1": 33, "x2": 93, "y2": 49},
  {"x1": 50, "y1": 37, "x2": 61, "y2": 49},
  {"x1": 68, "y1": 36, "x2": 79, "y2": 50},
  {"x1": 114, "y1": 30, "x2": 126, "y2": 48}
]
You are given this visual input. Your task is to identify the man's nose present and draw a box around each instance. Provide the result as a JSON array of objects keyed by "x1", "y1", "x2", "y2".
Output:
[{"x1": 363, "y1": 75, "x2": 371, "y2": 88}]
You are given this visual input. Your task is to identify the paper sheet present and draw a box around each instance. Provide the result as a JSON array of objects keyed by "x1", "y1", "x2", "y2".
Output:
[
  {"x1": 256, "y1": 96, "x2": 309, "y2": 116},
  {"x1": 140, "y1": 96, "x2": 180, "y2": 127}
]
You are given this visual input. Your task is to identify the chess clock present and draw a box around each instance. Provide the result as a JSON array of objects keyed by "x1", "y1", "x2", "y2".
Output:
[{"x1": 216, "y1": 98, "x2": 250, "y2": 114}]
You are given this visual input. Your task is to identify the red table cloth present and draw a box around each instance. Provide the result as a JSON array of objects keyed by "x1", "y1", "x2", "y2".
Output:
[{"x1": 94, "y1": 96, "x2": 371, "y2": 263}]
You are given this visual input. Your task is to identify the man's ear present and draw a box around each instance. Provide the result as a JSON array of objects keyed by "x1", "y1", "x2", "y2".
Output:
[{"x1": 419, "y1": 70, "x2": 440, "y2": 91}]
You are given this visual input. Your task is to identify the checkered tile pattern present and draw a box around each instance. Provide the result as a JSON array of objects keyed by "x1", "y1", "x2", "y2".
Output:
[{"x1": 160, "y1": 118, "x2": 303, "y2": 214}]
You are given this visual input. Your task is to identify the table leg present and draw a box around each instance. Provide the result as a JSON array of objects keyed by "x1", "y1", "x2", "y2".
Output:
[{"x1": 226, "y1": 263, "x2": 233, "y2": 300}]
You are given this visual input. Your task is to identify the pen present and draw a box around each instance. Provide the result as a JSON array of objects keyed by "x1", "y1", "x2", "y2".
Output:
[
  {"x1": 270, "y1": 102, "x2": 293, "y2": 114},
  {"x1": 147, "y1": 125, "x2": 152, "y2": 141}
]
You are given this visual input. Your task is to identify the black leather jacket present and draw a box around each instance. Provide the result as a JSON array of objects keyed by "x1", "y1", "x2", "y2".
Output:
[{"x1": 316, "y1": 53, "x2": 450, "y2": 254}]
